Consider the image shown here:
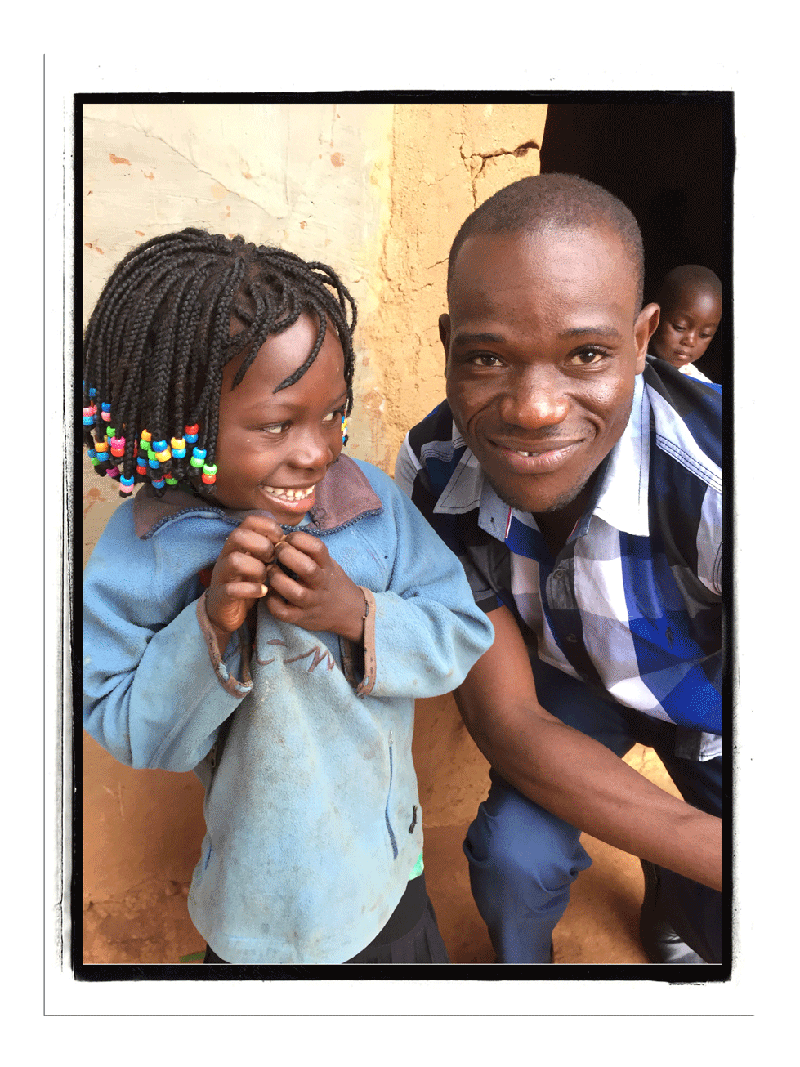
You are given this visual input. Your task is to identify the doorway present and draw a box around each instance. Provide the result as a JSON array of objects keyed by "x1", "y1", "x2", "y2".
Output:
[{"x1": 539, "y1": 94, "x2": 734, "y2": 384}]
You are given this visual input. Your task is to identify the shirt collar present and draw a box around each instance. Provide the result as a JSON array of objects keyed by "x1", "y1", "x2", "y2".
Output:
[
  {"x1": 592, "y1": 372, "x2": 651, "y2": 537},
  {"x1": 133, "y1": 454, "x2": 382, "y2": 538},
  {"x1": 433, "y1": 374, "x2": 651, "y2": 541}
]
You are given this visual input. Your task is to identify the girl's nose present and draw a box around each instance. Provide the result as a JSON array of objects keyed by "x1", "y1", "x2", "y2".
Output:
[{"x1": 289, "y1": 426, "x2": 335, "y2": 469}]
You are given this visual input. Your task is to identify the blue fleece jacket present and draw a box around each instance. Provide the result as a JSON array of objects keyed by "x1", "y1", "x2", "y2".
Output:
[{"x1": 83, "y1": 456, "x2": 494, "y2": 964}]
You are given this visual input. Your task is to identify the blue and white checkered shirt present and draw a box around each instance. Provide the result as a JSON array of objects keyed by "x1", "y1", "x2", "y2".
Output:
[{"x1": 396, "y1": 358, "x2": 723, "y2": 760}]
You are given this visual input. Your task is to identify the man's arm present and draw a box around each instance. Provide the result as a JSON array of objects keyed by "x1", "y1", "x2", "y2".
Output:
[{"x1": 456, "y1": 604, "x2": 722, "y2": 892}]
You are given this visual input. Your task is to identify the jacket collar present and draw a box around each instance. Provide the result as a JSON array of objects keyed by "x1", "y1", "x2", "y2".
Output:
[
  {"x1": 133, "y1": 454, "x2": 382, "y2": 539},
  {"x1": 434, "y1": 374, "x2": 651, "y2": 541}
]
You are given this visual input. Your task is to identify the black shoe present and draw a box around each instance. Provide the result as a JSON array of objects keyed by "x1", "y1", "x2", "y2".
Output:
[{"x1": 639, "y1": 860, "x2": 707, "y2": 964}]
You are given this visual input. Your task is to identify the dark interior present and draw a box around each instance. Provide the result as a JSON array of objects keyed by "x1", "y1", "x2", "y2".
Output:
[{"x1": 539, "y1": 94, "x2": 734, "y2": 385}]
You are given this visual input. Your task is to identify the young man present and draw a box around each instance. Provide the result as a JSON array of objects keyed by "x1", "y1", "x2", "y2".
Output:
[{"x1": 396, "y1": 174, "x2": 724, "y2": 965}]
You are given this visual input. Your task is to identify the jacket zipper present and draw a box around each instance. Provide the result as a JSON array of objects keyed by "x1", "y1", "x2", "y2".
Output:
[{"x1": 384, "y1": 730, "x2": 398, "y2": 859}]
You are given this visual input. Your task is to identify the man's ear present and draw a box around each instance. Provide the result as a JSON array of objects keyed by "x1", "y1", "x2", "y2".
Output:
[
  {"x1": 439, "y1": 314, "x2": 451, "y2": 371},
  {"x1": 634, "y1": 303, "x2": 660, "y2": 373}
]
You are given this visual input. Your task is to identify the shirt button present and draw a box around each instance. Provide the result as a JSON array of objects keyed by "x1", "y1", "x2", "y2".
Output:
[{"x1": 565, "y1": 634, "x2": 578, "y2": 643}]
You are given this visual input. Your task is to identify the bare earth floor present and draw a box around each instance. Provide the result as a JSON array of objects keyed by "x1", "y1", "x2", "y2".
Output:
[{"x1": 81, "y1": 736, "x2": 675, "y2": 966}]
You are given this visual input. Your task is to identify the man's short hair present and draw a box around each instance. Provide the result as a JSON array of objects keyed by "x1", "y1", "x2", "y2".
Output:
[{"x1": 447, "y1": 173, "x2": 645, "y2": 309}]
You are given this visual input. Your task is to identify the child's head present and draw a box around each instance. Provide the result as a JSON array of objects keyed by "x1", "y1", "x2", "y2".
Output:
[
  {"x1": 82, "y1": 229, "x2": 357, "y2": 516},
  {"x1": 649, "y1": 264, "x2": 722, "y2": 370}
]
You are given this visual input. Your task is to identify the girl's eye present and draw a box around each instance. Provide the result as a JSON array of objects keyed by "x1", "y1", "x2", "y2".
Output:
[
  {"x1": 321, "y1": 408, "x2": 346, "y2": 424},
  {"x1": 263, "y1": 422, "x2": 289, "y2": 435}
]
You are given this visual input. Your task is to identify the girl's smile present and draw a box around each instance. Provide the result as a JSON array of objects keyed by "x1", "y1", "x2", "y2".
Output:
[{"x1": 209, "y1": 313, "x2": 348, "y2": 520}]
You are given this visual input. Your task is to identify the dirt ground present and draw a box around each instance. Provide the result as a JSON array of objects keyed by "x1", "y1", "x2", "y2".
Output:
[{"x1": 81, "y1": 736, "x2": 677, "y2": 966}]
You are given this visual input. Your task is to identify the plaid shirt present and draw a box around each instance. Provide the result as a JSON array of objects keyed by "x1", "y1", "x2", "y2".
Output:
[{"x1": 396, "y1": 358, "x2": 723, "y2": 760}]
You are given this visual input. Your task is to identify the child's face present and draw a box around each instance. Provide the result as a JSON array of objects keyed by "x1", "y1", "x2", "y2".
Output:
[
  {"x1": 210, "y1": 313, "x2": 348, "y2": 520},
  {"x1": 650, "y1": 286, "x2": 722, "y2": 369}
]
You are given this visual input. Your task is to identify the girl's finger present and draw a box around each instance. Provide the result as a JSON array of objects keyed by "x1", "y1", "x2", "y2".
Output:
[
  {"x1": 219, "y1": 580, "x2": 270, "y2": 600},
  {"x1": 283, "y1": 529, "x2": 326, "y2": 559},
  {"x1": 238, "y1": 514, "x2": 286, "y2": 542},
  {"x1": 223, "y1": 529, "x2": 277, "y2": 565},
  {"x1": 219, "y1": 551, "x2": 269, "y2": 583},
  {"x1": 273, "y1": 541, "x2": 320, "y2": 582},
  {"x1": 265, "y1": 564, "x2": 308, "y2": 606}
]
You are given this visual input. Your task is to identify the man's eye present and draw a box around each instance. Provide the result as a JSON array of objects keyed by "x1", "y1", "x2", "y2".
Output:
[
  {"x1": 569, "y1": 349, "x2": 606, "y2": 366},
  {"x1": 470, "y1": 353, "x2": 503, "y2": 367}
]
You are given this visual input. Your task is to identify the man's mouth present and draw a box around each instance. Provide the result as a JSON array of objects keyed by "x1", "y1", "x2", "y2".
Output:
[{"x1": 491, "y1": 439, "x2": 583, "y2": 474}]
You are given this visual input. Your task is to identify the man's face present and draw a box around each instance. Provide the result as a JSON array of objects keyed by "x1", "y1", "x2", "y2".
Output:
[{"x1": 443, "y1": 226, "x2": 658, "y2": 518}]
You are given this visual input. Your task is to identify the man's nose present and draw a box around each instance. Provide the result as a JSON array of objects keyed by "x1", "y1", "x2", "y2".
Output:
[{"x1": 499, "y1": 365, "x2": 569, "y2": 428}]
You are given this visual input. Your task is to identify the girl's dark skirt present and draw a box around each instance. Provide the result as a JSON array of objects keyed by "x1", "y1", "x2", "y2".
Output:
[{"x1": 203, "y1": 871, "x2": 449, "y2": 965}]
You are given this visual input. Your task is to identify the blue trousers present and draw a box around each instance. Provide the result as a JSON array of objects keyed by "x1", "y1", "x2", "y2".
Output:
[{"x1": 464, "y1": 659, "x2": 723, "y2": 963}]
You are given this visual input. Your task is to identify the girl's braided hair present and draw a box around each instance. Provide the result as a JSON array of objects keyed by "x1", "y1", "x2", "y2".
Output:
[{"x1": 82, "y1": 228, "x2": 357, "y2": 497}]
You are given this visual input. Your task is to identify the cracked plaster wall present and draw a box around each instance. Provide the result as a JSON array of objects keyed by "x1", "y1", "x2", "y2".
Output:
[
  {"x1": 82, "y1": 101, "x2": 546, "y2": 512},
  {"x1": 80, "y1": 102, "x2": 548, "y2": 962}
]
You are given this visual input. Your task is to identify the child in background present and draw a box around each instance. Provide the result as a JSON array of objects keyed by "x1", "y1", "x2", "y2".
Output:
[
  {"x1": 649, "y1": 264, "x2": 722, "y2": 383},
  {"x1": 82, "y1": 229, "x2": 494, "y2": 965}
]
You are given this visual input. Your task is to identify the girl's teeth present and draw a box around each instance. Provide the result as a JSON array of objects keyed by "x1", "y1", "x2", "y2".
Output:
[{"x1": 265, "y1": 486, "x2": 312, "y2": 500}]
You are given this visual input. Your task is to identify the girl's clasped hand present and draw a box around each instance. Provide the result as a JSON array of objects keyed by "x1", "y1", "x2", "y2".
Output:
[{"x1": 205, "y1": 514, "x2": 366, "y2": 644}]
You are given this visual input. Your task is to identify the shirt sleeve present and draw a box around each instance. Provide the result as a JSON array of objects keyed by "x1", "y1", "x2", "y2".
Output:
[
  {"x1": 696, "y1": 481, "x2": 722, "y2": 597},
  {"x1": 394, "y1": 436, "x2": 420, "y2": 497},
  {"x1": 395, "y1": 432, "x2": 504, "y2": 615},
  {"x1": 356, "y1": 467, "x2": 495, "y2": 700},
  {"x1": 82, "y1": 505, "x2": 251, "y2": 772}
]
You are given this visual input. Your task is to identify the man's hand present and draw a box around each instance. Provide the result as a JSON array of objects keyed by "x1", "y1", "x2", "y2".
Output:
[
  {"x1": 264, "y1": 530, "x2": 366, "y2": 643},
  {"x1": 456, "y1": 604, "x2": 723, "y2": 892}
]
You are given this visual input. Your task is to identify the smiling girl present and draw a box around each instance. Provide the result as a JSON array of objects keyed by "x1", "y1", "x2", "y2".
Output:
[{"x1": 82, "y1": 229, "x2": 493, "y2": 966}]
